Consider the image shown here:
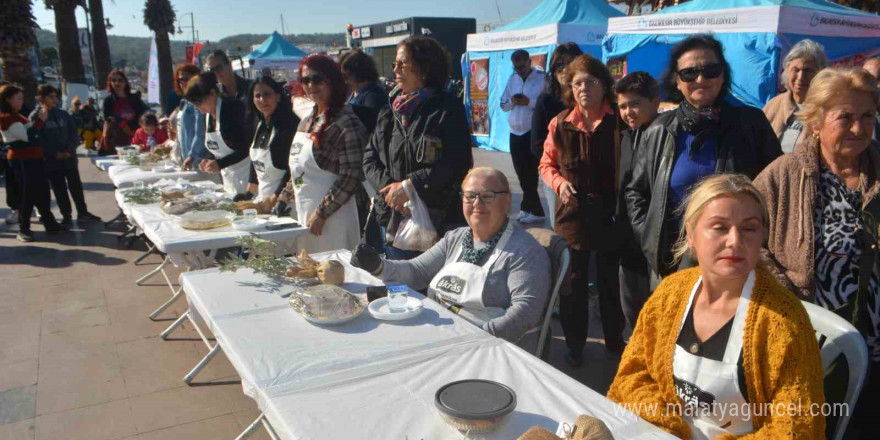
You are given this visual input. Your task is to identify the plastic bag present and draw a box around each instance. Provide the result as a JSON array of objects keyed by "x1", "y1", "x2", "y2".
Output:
[{"x1": 392, "y1": 180, "x2": 438, "y2": 252}]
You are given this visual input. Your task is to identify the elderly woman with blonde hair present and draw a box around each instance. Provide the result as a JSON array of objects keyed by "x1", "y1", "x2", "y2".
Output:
[
  {"x1": 754, "y1": 67, "x2": 879, "y2": 437},
  {"x1": 350, "y1": 166, "x2": 551, "y2": 343},
  {"x1": 763, "y1": 39, "x2": 828, "y2": 153},
  {"x1": 609, "y1": 174, "x2": 825, "y2": 440}
]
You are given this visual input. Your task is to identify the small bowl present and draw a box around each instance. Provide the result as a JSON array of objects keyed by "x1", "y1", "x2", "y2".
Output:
[{"x1": 435, "y1": 379, "x2": 516, "y2": 434}]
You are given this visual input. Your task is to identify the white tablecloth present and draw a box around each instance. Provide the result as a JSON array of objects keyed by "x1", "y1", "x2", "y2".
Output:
[
  {"x1": 179, "y1": 250, "x2": 677, "y2": 440},
  {"x1": 108, "y1": 164, "x2": 212, "y2": 188},
  {"x1": 129, "y1": 204, "x2": 306, "y2": 267},
  {"x1": 181, "y1": 250, "x2": 492, "y2": 400},
  {"x1": 93, "y1": 156, "x2": 125, "y2": 171}
]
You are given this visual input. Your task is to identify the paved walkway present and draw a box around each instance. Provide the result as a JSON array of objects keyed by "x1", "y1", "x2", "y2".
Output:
[{"x1": 0, "y1": 148, "x2": 623, "y2": 439}]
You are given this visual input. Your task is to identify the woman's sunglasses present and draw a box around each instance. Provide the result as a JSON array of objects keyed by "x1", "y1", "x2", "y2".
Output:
[
  {"x1": 299, "y1": 74, "x2": 326, "y2": 86},
  {"x1": 677, "y1": 63, "x2": 723, "y2": 83}
]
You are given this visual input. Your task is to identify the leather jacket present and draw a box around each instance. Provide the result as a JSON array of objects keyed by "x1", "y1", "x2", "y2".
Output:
[{"x1": 625, "y1": 101, "x2": 782, "y2": 276}]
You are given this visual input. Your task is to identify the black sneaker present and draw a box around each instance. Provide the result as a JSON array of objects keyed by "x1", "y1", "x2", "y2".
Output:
[
  {"x1": 77, "y1": 212, "x2": 101, "y2": 221},
  {"x1": 61, "y1": 216, "x2": 73, "y2": 227},
  {"x1": 17, "y1": 231, "x2": 34, "y2": 242}
]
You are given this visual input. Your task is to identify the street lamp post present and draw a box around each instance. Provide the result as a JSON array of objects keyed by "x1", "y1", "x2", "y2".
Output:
[
  {"x1": 81, "y1": 4, "x2": 99, "y2": 102},
  {"x1": 178, "y1": 12, "x2": 197, "y2": 45}
]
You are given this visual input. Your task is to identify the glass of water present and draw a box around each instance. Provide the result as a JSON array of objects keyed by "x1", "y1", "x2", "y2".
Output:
[{"x1": 387, "y1": 284, "x2": 409, "y2": 313}]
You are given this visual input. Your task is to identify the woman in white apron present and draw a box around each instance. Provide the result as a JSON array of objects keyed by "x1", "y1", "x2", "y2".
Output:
[
  {"x1": 607, "y1": 174, "x2": 825, "y2": 440},
  {"x1": 183, "y1": 72, "x2": 251, "y2": 195},
  {"x1": 273, "y1": 55, "x2": 368, "y2": 253},
  {"x1": 351, "y1": 167, "x2": 552, "y2": 344},
  {"x1": 241, "y1": 77, "x2": 297, "y2": 208}
]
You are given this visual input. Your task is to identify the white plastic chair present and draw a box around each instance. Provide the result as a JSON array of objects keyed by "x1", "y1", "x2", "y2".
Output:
[
  {"x1": 800, "y1": 300, "x2": 870, "y2": 440},
  {"x1": 534, "y1": 247, "x2": 569, "y2": 359}
]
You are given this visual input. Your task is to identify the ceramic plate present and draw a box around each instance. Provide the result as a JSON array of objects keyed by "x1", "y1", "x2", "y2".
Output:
[{"x1": 368, "y1": 296, "x2": 424, "y2": 321}]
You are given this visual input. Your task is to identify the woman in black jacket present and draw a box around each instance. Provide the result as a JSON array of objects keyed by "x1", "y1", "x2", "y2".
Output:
[
  {"x1": 625, "y1": 35, "x2": 782, "y2": 277},
  {"x1": 246, "y1": 76, "x2": 298, "y2": 207},
  {"x1": 362, "y1": 36, "x2": 473, "y2": 260},
  {"x1": 100, "y1": 70, "x2": 149, "y2": 155}
]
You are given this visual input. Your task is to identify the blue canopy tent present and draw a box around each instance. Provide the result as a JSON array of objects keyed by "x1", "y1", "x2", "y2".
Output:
[
  {"x1": 463, "y1": 0, "x2": 625, "y2": 152},
  {"x1": 603, "y1": 0, "x2": 880, "y2": 108},
  {"x1": 237, "y1": 31, "x2": 308, "y2": 70}
]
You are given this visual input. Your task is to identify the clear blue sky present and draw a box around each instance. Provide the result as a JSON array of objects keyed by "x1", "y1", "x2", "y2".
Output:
[{"x1": 32, "y1": 0, "x2": 548, "y2": 42}]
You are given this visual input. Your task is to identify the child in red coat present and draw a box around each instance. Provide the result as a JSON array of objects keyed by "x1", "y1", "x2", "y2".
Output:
[{"x1": 131, "y1": 112, "x2": 168, "y2": 152}]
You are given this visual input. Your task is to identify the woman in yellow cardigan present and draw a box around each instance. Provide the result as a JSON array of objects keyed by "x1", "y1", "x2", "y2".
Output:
[{"x1": 607, "y1": 174, "x2": 825, "y2": 440}]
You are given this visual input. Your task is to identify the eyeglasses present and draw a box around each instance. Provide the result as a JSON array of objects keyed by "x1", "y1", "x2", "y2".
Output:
[
  {"x1": 571, "y1": 78, "x2": 602, "y2": 89},
  {"x1": 391, "y1": 60, "x2": 410, "y2": 71},
  {"x1": 460, "y1": 190, "x2": 509, "y2": 205},
  {"x1": 677, "y1": 63, "x2": 723, "y2": 83},
  {"x1": 299, "y1": 74, "x2": 327, "y2": 86}
]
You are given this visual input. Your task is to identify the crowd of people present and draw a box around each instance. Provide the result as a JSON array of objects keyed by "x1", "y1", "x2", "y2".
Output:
[{"x1": 2, "y1": 32, "x2": 880, "y2": 440}]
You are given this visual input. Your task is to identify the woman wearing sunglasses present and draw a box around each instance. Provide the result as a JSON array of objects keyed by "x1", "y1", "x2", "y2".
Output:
[
  {"x1": 626, "y1": 34, "x2": 782, "y2": 279},
  {"x1": 100, "y1": 70, "x2": 149, "y2": 155},
  {"x1": 274, "y1": 54, "x2": 369, "y2": 253},
  {"x1": 351, "y1": 167, "x2": 550, "y2": 345},
  {"x1": 362, "y1": 36, "x2": 474, "y2": 260}
]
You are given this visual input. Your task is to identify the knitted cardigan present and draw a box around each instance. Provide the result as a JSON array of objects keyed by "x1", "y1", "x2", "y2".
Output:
[{"x1": 607, "y1": 267, "x2": 825, "y2": 440}]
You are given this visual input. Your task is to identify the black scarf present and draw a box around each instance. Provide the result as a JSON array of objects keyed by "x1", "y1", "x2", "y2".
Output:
[
  {"x1": 675, "y1": 100, "x2": 721, "y2": 158},
  {"x1": 459, "y1": 219, "x2": 509, "y2": 265}
]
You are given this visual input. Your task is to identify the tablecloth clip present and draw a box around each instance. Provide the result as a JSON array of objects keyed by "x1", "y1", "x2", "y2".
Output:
[{"x1": 562, "y1": 422, "x2": 574, "y2": 438}]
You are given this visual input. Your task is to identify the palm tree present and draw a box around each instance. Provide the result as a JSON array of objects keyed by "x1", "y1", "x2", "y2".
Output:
[
  {"x1": 0, "y1": 0, "x2": 40, "y2": 107},
  {"x1": 45, "y1": 0, "x2": 86, "y2": 85},
  {"x1": 88, "y1": 0, "x2": 112, "y2": 90},
  {"x1": 143, "y1": 0, "x2": 175, "y2": 110}
]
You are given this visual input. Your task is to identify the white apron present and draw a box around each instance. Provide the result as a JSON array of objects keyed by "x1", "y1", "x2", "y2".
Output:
[
  {"x1": 206, "y1": 99, "x2": 251, "y2": 195},
  {"x1": 288, "y1": 131, "x2": 359, "y2": 253},
  {"x1": 672, "y1": 271, "x2": 755, "y2": 440},
  {"x1": 249, "y1": 124, "x2": 287, "y2": 202},
  {"x1": 427, "y1": 222, "x2": 514, "y2": 328}
]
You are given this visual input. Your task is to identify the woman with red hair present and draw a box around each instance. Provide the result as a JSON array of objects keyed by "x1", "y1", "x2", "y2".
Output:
[
  {"x1": 100, "y1": 70, "x2": 148, "y2": 155},
  {"x1": 275, "y1": 54, "x2": 368, "y2": 252}
]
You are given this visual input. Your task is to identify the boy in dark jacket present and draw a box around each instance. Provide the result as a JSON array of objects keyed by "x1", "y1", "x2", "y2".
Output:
[
  {"x1": 31, "y1": 85, "x2": 100, "y2": 226},
  {"x1": 613, "y1": 72, "x2": 660, "y2": 330}
]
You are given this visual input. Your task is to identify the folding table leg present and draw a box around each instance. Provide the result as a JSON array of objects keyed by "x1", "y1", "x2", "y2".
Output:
[
  {"x1": 103, "y1": 210, "x2": 125, "y2": 227},
  {"x1": 233, "y1": 413, "x2": 281, "y2": 440},
  {"x1": 183, "y1": 343, "x2": 221, "y2": 383},
  {"x1": 136, "y1": 256, "x2": 169, "y2": 286},
  {"x1": 117, "y1": 224, "x2": 136, "y2": 242},
  {"x1": 149, "y1": 287, "x2": 183, "y2": 321},
  {"x1": 133, "y1": 242, "x2": 157, "y2": 264},
  {"x1": 160, "y1": 312, "x2": 188, "y2": 340}
]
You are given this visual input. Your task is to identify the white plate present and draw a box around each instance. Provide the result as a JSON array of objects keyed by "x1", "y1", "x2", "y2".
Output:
[
  {"x1": 152, "y1": 166, "x2": 176, "y2": 173},
  {"x1": 232, "y1": 218, "x2": 268, "y2": 231},
  {"x1": 368, "y1": 296, "x2": 423, "y2": 321}
]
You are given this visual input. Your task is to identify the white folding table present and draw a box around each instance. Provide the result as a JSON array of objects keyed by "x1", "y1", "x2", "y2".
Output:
[
  {"x1": 176, "y1": 250, "x2": 677, "y2": 440},
  {"x1": 108, "y1": 164, "x2": 214, "y2": 188},
  {"x1": 129, "y1": 203, "x2": 307, "y2": 322}
]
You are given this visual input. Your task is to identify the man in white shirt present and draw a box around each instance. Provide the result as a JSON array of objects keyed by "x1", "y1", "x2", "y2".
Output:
[{"x1": 501, "y1": 49, "x2": 547, "y2": 224}]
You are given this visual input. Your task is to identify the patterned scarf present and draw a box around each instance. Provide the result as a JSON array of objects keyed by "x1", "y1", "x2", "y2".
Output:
[
  {"x1": 459, "y1": 219, "x2": 509, "y2": 265},
  {"x1": 392, "y1": 87, "x2": 433, "y2": 129},
  {"x1": 675, "y1": 99, "x2": 721, "y2": 158}
]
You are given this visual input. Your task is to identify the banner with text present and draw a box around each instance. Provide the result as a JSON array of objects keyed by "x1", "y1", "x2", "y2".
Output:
[{"x1": 469, "y1": 57, "x2": 490, "y2": 136}]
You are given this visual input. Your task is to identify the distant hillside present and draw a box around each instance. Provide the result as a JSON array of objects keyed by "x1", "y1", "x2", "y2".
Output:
[{"x1": 35, "y1": 29, "x2": 345, "y2": 70}]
